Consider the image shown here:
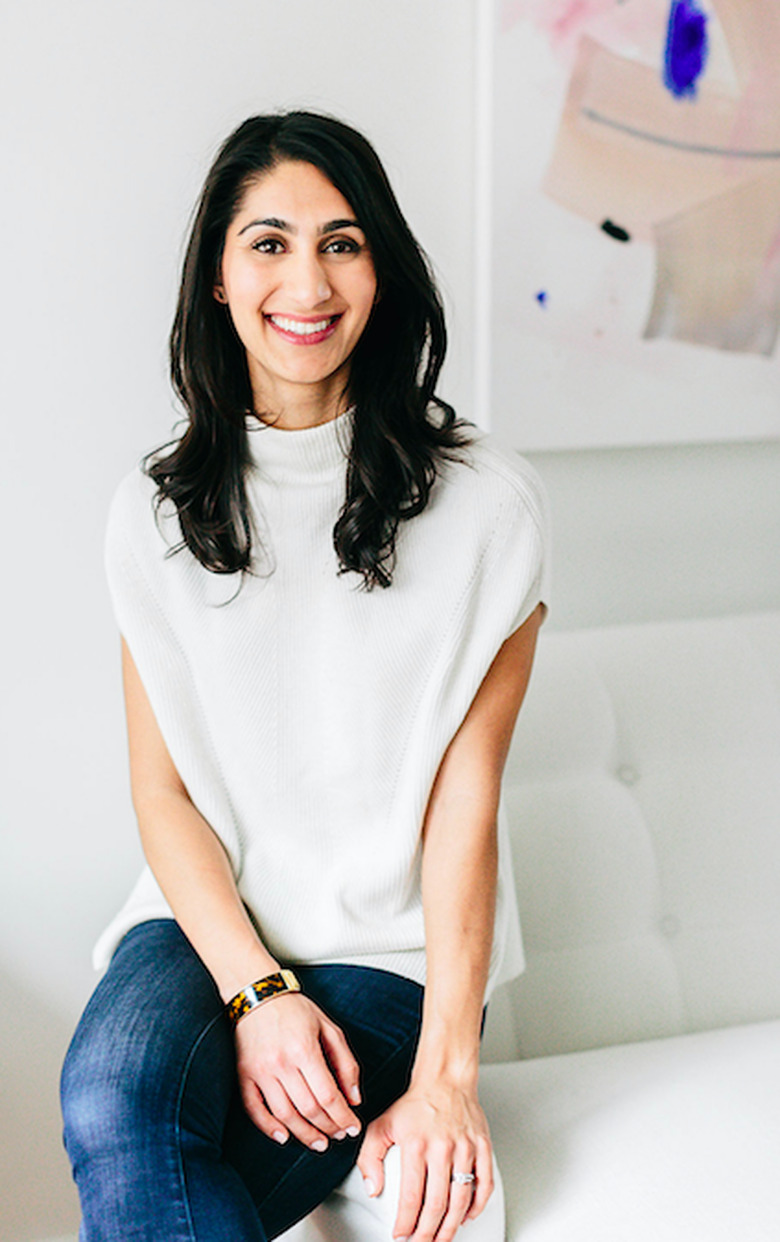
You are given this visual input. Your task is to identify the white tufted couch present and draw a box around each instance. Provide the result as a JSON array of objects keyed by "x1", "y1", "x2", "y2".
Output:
[{"x1": 287, "y1": 610, "x2": 780, "y2": 1242}]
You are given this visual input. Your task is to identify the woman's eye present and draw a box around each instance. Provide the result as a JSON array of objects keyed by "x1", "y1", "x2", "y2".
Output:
[
  {"x1": 323, "y1": 237, "x2": 361, "y2": 255},
  {"x1": 251, "y1": 237, "x2": 285, "y2": 254}
]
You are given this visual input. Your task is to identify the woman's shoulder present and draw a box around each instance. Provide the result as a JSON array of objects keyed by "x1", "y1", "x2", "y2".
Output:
[
  {"x1": 439, "y1": 418, "x2": 549, "y2": 542},
  {"x1": 105, "y1": 457, "x2": 179, "y2": 562},
  {"x1": 425, "y1": 416, "x2": 551, "y2": 621},
  {"x1": 109, "y1": 459, "x2": 156, "y2": 516}
]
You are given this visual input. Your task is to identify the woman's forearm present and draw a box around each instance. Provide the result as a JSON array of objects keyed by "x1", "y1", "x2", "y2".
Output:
[
  {"x1": 122, "y1": 636, "x2": 278, "y2": 1002},
  {"x1": 356, "y1": 785, "x2": 499, "y2": 1233},
  {"x1": 411, "y1": 608, "x2": 544, "y2": 1091},
  {"x1": 134, "y1": 787, "x2": 279, "y2": 1001},
  {"x1": 411, "y1": 781, "x2": 499, "y2": 1091}
]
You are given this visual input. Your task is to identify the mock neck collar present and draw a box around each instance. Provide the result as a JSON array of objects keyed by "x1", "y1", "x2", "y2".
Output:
[{"x1": 246, "y1": 406, "x2": 355, "y2": 480}]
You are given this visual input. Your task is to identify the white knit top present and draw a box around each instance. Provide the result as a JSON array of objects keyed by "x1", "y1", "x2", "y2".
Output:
[{"x1": 94, "y1": 408, "x2": 550, "y2": 998}]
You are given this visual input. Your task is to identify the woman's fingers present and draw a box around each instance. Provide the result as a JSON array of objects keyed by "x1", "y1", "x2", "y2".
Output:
[
  {"x1": 408, "y1": 1156, "x2": 451, "y2": 1242},
  {"x1": 397, "y1": 1139, "x2": 483, "y2": 1242},
  {"x1": 248, "y1": 1054, "x2": 362, "y2": 1150},
  {"x1": 356, "y1": 1118, "x2": 393, "y2": 1199},
  {"x1": 238, "y1": 1077, "x2": 290, "y2": 1146},
  {"x1": 464, "y1": 1134, "x2": 494, "y2": 1221},
  {"x1": 319, "y1": 1018, "x2": 362, "y2": 1106},
  {"x1": 284, "y1": 1065, "x2": 361, "y2": 1141},
  {"x1": 425, "y1": 1140, "x2": 476, "y2": 1242},
  {"x1": 393, "y1": 1141, "x2": 427, "y2": 1240},
  {"x1": 259, "y1": 1073, "x2": 336, "y2": 1151},
  {"x1": 299, "y1": 1045, "x2": 362, "y2": 1133}
]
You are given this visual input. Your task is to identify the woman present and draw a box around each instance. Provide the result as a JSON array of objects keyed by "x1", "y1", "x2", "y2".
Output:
[{"x1": 61, "y1": 111, "x2": 548, "y2": 1242}]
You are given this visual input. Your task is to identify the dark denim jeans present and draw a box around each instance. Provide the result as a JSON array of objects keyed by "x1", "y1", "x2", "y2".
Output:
[{"x1": 61, "y1": 920, "x2": 424, "y2": 1241}]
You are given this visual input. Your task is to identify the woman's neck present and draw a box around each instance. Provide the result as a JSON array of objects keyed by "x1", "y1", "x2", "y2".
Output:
[{"x1": 249, "y1": 371, "x2": 351, "y2": 431}]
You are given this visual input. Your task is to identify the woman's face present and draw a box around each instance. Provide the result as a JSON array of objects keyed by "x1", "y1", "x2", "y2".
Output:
[{"x1": 214, "y1": 159, "x2": 378, "y2": 416}]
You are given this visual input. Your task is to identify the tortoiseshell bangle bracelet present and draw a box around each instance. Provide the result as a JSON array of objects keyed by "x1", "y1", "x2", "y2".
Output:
[{"x1": 225, "y1": 969, "x2": 301, "y2": 1027}]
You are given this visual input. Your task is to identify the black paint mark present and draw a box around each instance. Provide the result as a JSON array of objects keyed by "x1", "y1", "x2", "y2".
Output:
[{"x1": 601, "y1": 219, "x2": 631, "y2": 242}]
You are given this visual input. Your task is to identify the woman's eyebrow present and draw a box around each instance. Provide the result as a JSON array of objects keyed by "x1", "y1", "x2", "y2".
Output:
[
  {"x1": 237, "y1": 216, "x2": 361, "y2": 236},
  {"x1": 319, "y1": 218, "x2": 360, "y2": 235},
  {"x1": 238, "y1": 216, "x2": 288, "y2": 235}
]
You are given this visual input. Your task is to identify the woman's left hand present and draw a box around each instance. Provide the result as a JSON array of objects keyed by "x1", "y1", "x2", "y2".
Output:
[{"x1": 356, "y1": 1079, "x2": 494, "y2": 1242}]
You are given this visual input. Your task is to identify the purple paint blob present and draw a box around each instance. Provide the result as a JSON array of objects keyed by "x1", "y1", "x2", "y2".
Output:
[
  {"x1": 664, "y1": 1, "x2": 709, "y2": 99},
  {"x1": 536, "y1": 290, "x2": 548, "y2": 307}
]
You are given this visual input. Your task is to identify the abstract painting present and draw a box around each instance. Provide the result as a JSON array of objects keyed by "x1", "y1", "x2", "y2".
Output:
[{"x1": 487, "y1": 0, "x2": 780, "y2": 448}]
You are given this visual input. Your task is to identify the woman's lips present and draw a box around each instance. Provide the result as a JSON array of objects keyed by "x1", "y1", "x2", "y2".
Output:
[{"x1": 265, "y1": 313, "x2": 342, "y2": 345}]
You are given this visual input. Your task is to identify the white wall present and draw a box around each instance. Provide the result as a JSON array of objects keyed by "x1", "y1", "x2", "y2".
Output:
[
  {"x1": 0, "y1": 3, "x2": 476, "y2": 1237},
  {"x1": 532, "y1": 439, "x2": 780, "y2": 632}
]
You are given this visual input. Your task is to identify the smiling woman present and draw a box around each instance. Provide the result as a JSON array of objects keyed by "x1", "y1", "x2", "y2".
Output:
[
  {"x1": 151, "y1": 111, "x2": 470, "y2": 588},
  {"x1": 59, "y1": 111, "x2": 550, "y2": 1242}
]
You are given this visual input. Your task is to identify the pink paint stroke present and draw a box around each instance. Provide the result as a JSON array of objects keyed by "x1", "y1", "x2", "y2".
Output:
[
  {"x1": 501, "y1": 0, "x2": 664, "y2": 66},
  {"x1": 501, "y1": 0, "x2": 617, "y2": 40}
]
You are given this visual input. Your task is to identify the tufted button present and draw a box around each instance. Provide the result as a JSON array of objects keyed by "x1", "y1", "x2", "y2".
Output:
[
  {"x1": 617, "y1": 764, "x2": 639, "y2": 785},
  {"x1": 659, "y1": 915, "x2": 681, "y2": 939}
]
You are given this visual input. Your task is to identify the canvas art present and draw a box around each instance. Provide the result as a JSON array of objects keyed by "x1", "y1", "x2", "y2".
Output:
[{"x1": 487, "y1": 0, "x2": 780, "y2": 448}]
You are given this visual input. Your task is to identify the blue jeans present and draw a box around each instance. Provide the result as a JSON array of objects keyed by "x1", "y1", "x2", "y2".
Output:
[{"x1": 60, "y1": 920, "x2": 424, "y2": 1241}]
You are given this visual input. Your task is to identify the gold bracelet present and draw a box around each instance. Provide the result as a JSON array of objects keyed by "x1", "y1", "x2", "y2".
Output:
[{"x1": 225, "y1": 969, "x2": 301, "y2": 1027}]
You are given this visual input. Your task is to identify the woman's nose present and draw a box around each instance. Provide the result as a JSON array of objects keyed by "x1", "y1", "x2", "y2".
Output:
[{"x1": 285, "y1": 248, "x2": 332, "y2": 307}]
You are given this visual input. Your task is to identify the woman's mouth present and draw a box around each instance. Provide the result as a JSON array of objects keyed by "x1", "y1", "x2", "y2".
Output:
[{"x1": 265, "y1": 314, "x2": 342, "y2": 344}]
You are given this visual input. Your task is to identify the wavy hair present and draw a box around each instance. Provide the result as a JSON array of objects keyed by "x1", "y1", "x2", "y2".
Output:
[{"x1": 145, "y1": 111, "x2": 475, "y2": 589}]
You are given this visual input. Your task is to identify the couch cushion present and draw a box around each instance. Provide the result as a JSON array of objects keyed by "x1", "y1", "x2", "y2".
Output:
[
  {"x1": 485, "y1": 612, "x2": 780, "y2": 1059},
  {"x1": 480, "y1": 1019, "x2": 780, "y2": 1242}
]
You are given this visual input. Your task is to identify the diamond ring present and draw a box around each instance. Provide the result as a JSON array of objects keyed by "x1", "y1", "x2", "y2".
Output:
[{"x1": 451, "y1": 1171, "x2": 476, "y2": 1185}]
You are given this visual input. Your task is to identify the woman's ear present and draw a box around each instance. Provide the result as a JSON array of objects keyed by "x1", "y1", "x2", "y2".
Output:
[{"x1": 213, "y1": 282, "x2": 228, "y2": 305}]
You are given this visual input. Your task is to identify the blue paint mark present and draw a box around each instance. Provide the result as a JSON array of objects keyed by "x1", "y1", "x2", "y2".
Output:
[
  {"x1": 664, "y1": 1, "x2": 709, "y2": 99},
  {"x1": 535, "y1": 290, "x2": 548, "y2": 307}
]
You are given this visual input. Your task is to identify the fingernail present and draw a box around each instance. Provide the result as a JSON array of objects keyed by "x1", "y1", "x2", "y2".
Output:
[
  {"x1": 346, "y1": 1124, "x2": 361, "y2": 1137},
  {"x1": 311, "y1": 1139, "x2": 328, "y2": 1153},
  {"x1": 363, "y1": 1178, "x2": 375, "y2": 1197},
  {"x1": 334, "y1": 1130, "x2": 347, "y2": 1141},
  {"x1": 272, "y1": 1130, "x2": 288, "y2": 1144},
  {"x1": 349, "y1": 1085, "x2": 361, "y2": 1103}
]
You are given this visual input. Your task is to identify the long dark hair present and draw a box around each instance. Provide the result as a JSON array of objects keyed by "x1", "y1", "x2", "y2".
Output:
[{"x1": 145, "y1": 111, "x2": 475, "y2": 589}]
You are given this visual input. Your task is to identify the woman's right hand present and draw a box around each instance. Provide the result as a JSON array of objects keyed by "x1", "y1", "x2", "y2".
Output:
[{"x1": 234, "y1": 992, "x2": 363, "y2": 1150}]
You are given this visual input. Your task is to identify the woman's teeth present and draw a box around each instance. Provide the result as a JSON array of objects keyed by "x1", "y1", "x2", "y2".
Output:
[{"x1": 269, "y1": 315, "x2": 336, "y2": 336}]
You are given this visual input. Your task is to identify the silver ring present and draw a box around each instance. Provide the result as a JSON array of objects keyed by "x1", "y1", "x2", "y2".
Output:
[{"x1": 451, "y1": 1171, "x2": 476, "y2": 1185}]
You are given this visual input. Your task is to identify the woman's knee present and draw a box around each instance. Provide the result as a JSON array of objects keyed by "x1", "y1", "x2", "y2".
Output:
[
  {"x1": 60, "y1": 921, "x2": 229, "y2": 1168},
  {"x1": 60, "y1": 1015, "x2": 158, "y2": 1168}
]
